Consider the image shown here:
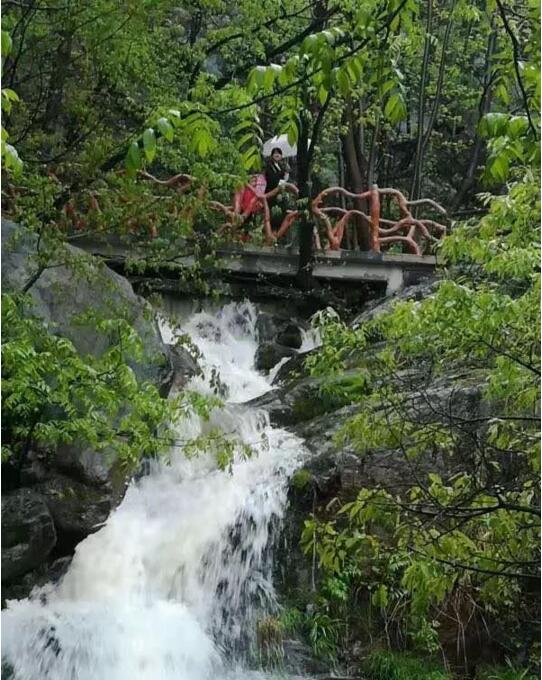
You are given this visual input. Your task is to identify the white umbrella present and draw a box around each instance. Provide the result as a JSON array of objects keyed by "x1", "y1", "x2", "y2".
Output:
[{"x1": 262, "y1": 134, "x2": 310, "y2": 158}]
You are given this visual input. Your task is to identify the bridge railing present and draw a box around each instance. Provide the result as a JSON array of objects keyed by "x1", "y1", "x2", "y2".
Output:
[
  {"x1": 212, "y1": 182, "x2": 447, "y2": 256},
  {"x1": 60, "y1": 171, "x2": 447, "y2": 256},
  {"x1": 312, "y1": 185, "x2": 448, "y2": 255}
]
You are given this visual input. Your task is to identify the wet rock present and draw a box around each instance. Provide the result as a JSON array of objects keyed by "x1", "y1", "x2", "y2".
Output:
[
  {"x1": 164, "y1": 342, "x2": 200, "y2": 393},
  {"x1": 276, "y1": 323, "x2": 303, "y2": 350},
  {"x1": 35, "y1": 474, "x2": 112, "y2": 554},
  {"x1": 256, "y1": 313, "x2": 280, "y2": 344},
  {"x1": 256, "y1": 312, "x2": 307, "y2": 348},
  {"x1": 351, "y1": 278, "x2": 440, "y2": 332},
  {"x1": 2, "y1": 489, "x2": 57, "y2": 583},
  {"x1": 248, "y1": 375, "x2": 326, "y2": 425},
  {"x1": 1, "y1": 662, "x2": 14, "y2": 679},
  {"x1": 271, "y1": 351, "x2": 310, "y2": 385},
  {"x1": 252, "y1": 370, "x2": 368, "y2": 427},
  {"x1": 2, "y1": 557, "x2": 72, "y2": 604},
  {"x1": 255, "y1": 342, "x2": 296, "y2": 373},
  {"x1": 282, "y1": 639, "x2": 334, "y2": 675},
  {"x1": 52, "y1": 443, "x2": 115, "y2": 487}
]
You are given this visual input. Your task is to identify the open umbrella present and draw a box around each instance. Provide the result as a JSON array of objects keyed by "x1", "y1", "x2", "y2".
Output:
[{"x1": 263, "y1": 134, "x2": 310, "y2": 158}]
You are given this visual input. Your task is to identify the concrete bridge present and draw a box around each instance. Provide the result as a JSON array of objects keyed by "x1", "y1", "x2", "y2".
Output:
[
  {"x1": 75, "y1": 236, "x2": 436, "y2": 297},
  {"x1": 214, "y1": 246, "x2": 435, "y2": 294}
]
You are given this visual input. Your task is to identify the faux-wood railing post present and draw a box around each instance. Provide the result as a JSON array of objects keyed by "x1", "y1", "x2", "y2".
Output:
[{"x1": 370, "y1": 183, "x2": 381, "y2": 252}]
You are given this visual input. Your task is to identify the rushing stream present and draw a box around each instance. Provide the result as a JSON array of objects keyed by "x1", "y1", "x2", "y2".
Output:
[{"x1": 2, "y1": 302, "x2": 318, "y2": 680}]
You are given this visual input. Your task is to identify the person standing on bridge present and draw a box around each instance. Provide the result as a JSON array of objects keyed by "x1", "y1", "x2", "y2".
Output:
[
  {"x1": 264, "y1": 147, "x2": 290, "y2": 192},
  {"x1": 265, "y1": 148, "x2": 291, "y2": 233}
]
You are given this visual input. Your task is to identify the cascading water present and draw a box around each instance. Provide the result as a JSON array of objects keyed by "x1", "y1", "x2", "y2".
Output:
[{"x1": 2, "y1": 301, "x2": 316, "y2": 680}]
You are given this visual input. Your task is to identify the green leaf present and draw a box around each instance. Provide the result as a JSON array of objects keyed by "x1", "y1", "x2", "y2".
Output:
[
  {"x1": 380, "y1": 79, "x2": 396, "y2": 97},
  {"x1": 247, "y1": 66, "x2": 267, "y2": 92},
  {"x1": 156, "y1": 117, "x2": 174, "y2": 142},
  {"x1": 318, "y1": 85, "x2": 329, "y2": 106},
  {"x1": 1, "y1": 31, "x2": 12, "y2": 58},
  {"x1": 507, "y1": 116, "x2": 529, "y2": 139},
  {"x1": 125, "y1": 141, "x2": 141, "y2": 174},
  {"x1": 142, "y1": 128, "x2": 156, "y2": 162},
  {"x1": 2, "y1": 142, "x2": 22, "y2": 175},
  {"x1": 232, "y1": 119, "x2": 254, "y2": 135},
  {"x1": 479, "y1": 112, "x2": 509, "y2": 138},
  {"x1": 263, "y1": 67, "x2": 276, "y2": 91},
  {"x1": 236, "y1": 131, "x2": 255, "y2": 149},
  {"x1": 336, "y1": 68, "x2": 351, "y2": 96},
  {"x1": 384, "y1": 92, "x2": 407, "y2": 124}
]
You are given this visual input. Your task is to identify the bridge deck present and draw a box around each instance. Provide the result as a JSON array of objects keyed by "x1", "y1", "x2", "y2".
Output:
[
  {"x1": 74, "y1": 237, "x2": 436, "y2": 294},
  {"x1": 217, "y1": 247, "x2": 435, "y2": 293}
]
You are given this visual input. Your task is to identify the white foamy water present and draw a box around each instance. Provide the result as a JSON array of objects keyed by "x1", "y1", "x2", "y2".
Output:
[{"x1": 2, "y1": 301, "x2": 310, "y2": 680}]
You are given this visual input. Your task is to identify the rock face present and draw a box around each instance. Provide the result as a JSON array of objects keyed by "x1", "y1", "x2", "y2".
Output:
[
  {"x1": 1, "y1": 489, "x2": 56, "y2": 583},
  {"x1": 254, "y1": 312, "x2": 309, "y2": 372},
  {"x1": 35, "y1": 474, "x2": 112, "y2": 554},
  {"x1": 1, "y1": 219, "x2": 198, "y2": 595},
  {"x1": 271, "y1": 278, "x2": 508, "y2": 675},
  {"x1": 255, "y1": 342, "x2": 296, "y2": 372},
  {"x1": 351, "y1": 277, "x2": 440, "y2": 330},
  {"x1": 164, "y1": 343, "x2": 200, "y2": 393},
  {"x1": 276, "y1": 323, "x2": 303, "y2": 350},
  {"x1": 1, "y1": 219, "x2": 170, "y2": 387}
]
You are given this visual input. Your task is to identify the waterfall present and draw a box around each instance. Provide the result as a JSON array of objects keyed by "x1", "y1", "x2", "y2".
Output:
[{"x1": 2, "y1": 301, "x2": 310, "y2": 680}]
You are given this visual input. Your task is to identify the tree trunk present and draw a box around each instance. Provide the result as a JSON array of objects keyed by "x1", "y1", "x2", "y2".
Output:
[
  {"x1": 43, "y1": 31, "x2": 73, "y2": 133},
  {"x1": 341, "y1": 98, "x2": 370, "y2": 249},
  {"x1": 296, "y1": 113, "x2": 315, "y2": 291},
  {"x1": 410, "y1": 0, "x2": 434, "y2": 202},
  {"x1": 452, "y1": 25, "x2": 496, "y2": 211}
]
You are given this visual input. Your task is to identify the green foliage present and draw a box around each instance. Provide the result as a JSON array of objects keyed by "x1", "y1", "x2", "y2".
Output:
[
  {"x1": 305, "y1": 609, "x2": 340, "y2": 660},
  {"x1": 256, "y1": 615, "x2": 284, "y2": 667},
  {"x1": 291, "y1": 468, "x2": 313, "y2": 491},
  {"x1": 364, "y1": 651, "x2": 451, "y2": 680},
  {"x1": 1, "y1": 0, "x2": 539, "y2": 672},
  {"x1": 182, "y1": 428, "x2": 254, "y2": 473},
  {"x1": 1, "y1": 31, "x2": 22, "y2": 176},
  {"x1": 476, "y1": 664, "x2": 538, "y2": 680},
  {"x1": 1, "y1": 293, "x2": 188, "y2": 470},
  {"x1": 301, "y1": 146, "x2": 540, "y2": 660},
  {"x1": 278, "y1": 606, "x2": 304, "y2": 634}
]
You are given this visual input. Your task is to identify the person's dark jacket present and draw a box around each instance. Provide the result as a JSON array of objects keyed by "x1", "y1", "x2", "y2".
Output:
[{"x1": 264, "y1": 159, "x2": 290, "y2": 193}]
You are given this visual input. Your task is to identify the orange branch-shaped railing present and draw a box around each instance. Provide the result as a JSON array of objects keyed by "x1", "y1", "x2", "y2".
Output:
[
  {"x1": 213, "y1": 182, "x2": 447, "y2": 255},
  {"x1": 311, "y1": 184, "x2": 447, "y2": 255},
  {"x1": 103, "y1": 173, "x2": 447, "y2": 254}
]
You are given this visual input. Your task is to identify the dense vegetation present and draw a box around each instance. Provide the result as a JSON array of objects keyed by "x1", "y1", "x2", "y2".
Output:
[
  {"x1": 1, "y1": 0, "x2": 539, "y2": 677},
  {"x1": 296, "y1": 169, "x2": 540, "y2": 674}
]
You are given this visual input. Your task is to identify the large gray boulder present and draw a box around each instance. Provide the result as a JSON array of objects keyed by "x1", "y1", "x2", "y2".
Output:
[
  {"x1": 51, "y1": 442, "x2": 116, "y2": 487},
  {"x1": 35, "y1": 473, "x2": 112, "y2": 552},
  {"x1": 351, "y1": 278, "x2": 440, "y2": 330},
  {"x1": 256, "y1": 312, "x2": 307, "y2": 345},
  {"x1": 250, "y1": 369, "x2": 370, "y2": 427},
  {"x1": 2, "y1": 556, "x2": 72, "y2": 605},
  {"x1": 1, "y1": 219, "x2": 170, "y2": 387},
  {"x1": 275, "y1": 371, "x2": 491, "y2": 605},
  {"x1": 2, "y1": 489, "x2": 57, "y2": 583},
  {"x1": 255, "y1": 313, "x2": 309, "y2": 373},
  {"x1": 164, "y1": 342, "x2": 200, "y2": 393},
  {"x1": 255, "y1": 342, "x2": 296, "y2": 373},
  {"x1": 1, "y1": 220, "x2": 188, "y2": 582}
]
